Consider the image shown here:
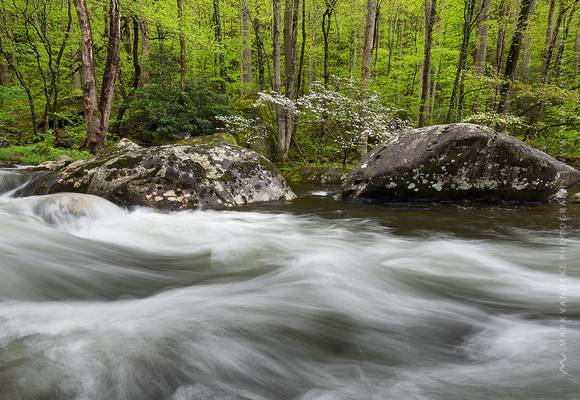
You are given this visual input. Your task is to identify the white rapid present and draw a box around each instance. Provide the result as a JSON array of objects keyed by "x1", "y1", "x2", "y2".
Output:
[{"x1": 0, "y1": 169, "x2": 578, "y2": 400}]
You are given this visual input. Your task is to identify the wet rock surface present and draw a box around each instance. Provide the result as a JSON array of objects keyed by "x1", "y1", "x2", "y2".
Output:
[
  {"x1": 37, "y1": 139, "x2": 296, "y2": 209},
  {"x1": 343, "y1": 123, "x2": 580, "y2": 202}
]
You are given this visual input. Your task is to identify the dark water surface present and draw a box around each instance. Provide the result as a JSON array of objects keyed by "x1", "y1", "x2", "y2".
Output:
[{"x1": 0, "y1": 169, "x2": 579, "y2": 399}]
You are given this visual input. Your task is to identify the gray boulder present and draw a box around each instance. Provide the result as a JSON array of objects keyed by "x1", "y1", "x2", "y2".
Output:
[
  {"x1": 343, "y1": 123, "x2": 580, "y2": 202},
  {"x1": 38, "y1": 139, "x2": 296, "y2": 209}
]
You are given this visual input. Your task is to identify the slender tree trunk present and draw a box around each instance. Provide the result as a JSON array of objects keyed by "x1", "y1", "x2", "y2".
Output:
[
  {"x1": 253, "y1": 18, "x2": 266, "y2": 90},
  {"x1": 473, "y1": 0, "x2": 490, "y2": 72},
  {"x1": 296, "y1": 0, "x2": 307, "y2": 96},
  {"x1": 418, "y1": 0, "x2": 436, "y2": 127},
  {"x1": 177, "y1": 0, "x2": 186, "y2": 91},
  {"x1": 213, "y1": 0, "x2": 226, "y2": 93},
  {"x1": 72, "y1": 49, "x2": 82, "y2": 90},
  {"x1": 552, "y1": 1, "x2": 579, "y2": 82},
  {"x1": 495, "y1": 0, "x2": 508, "y2": 74},
  {"x1": 361, "y1": 0, "x2": 377, "y2": 82},
  {"x1": 322, "y1": 1, "x2": 338, "y2": 86},
  {"x1": 240, "y1": 0, "x2": 253, "y2": 95},
  {"x1": 358, "y1": 0, "x2": 377, "y2": 157},
  {"x1": 497, "y1": 0, "x2": 535, "y2": 113},
  {"x1": 446, "y1": 0, "x2": 476, "y2": 123},
  {"x1": 141, "y1": 20, "x2": 150, "y2": 84},
  {"x1": 99, "y1": 0, "x2": 121, "y2": 135},
  {"x1": 540, "y1": 0, "x2": 557, "y2": 83},
  {"x1": 574, "y1": 32, "x2": 580, "y2": 78},
  {"x1": 114, "y1": 14, "x2": 140, "y2": 134},
  {"x1": 272, "y1": 0, "x2": 287, "y2": 161}
]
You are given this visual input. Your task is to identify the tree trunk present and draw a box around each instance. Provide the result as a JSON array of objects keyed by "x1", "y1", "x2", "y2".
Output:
[
  {"x1": 446, "y1": 0, "x2": 476, "y2": 123},
  {"x1": 574, "y1": 33, "x2": 580, "y2": 78},
  {"x1": 296, "y1": 0, "x2": 307, "y2": 97},
  {"x1": 473, "y1": 0, "x2": 490, "y2": 72},
  {"x1": 141, "y1": 20, "x2": 150, "y2": 84},
  {"x1": 240, "y1": 0, "x2": 253, "y2": 95},
  {"x1": 418, "y1": 0, "x2": 436, "y2": 127},
  {"x1": 359, "y1": 0, "x2": 378, "y2": 157},
  {"x1": 540, "y1": 0, "x2": 557, "y2": 83},
  {"x1": 72, "y1": 49, "x2": 82, "y2": 90},
  {"x1": 253, "y1": 18, "x2": 266, "y2": 90},
  {"x1": 495, "y1": 0, "x2": 508, "y2": 74},
  {"x1": 74, "y1": 0, "x2": 120, "y2": 152},
  {"x1": 98, "y1": 0, "x2": 121, "y2": 135},
  {"x1": 497, "y1": 0, "x2": 534, "y2": 113},
  {"x1": 272, "y1": 0, "x2": 287, "y2": 161},
  {"x1": 213, "y1": 0, "x2": 226, "y2": 93},
  {"x1": 552, "y1": 1, "x2": 579, "y2": 82},
  {"x1": 322, "y1": 1, "x2": 338, "y2": 87},
  {"x1": 361, "y1": 0, "x2": 377, "y2": 81},
  {"x1": 74, "y1": 0, "x2": 103, "y2": 151},
  {"x1": 177, "y1": 0, "x2": 186, "y2": 91},
  {"x1": 282, "y1": 0, "x2": 300, "y2": 155}
]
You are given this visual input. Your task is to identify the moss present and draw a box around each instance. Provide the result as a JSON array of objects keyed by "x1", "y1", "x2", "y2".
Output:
[
  {"x1": 0, "y1": 144, "x2": 91, "y2": 165},
  {"x1": 231, "y1": 161, "x2": 258, "y2": 175},
  {"x1": 218, "y1": 169, "x2": 236, "y2": 182},
  {"x1": 178, "y1": 133, "x2": 238, "y2": 146},
  {"x1": 107, "y1": 155, "x2": 145, "y2": 170}
]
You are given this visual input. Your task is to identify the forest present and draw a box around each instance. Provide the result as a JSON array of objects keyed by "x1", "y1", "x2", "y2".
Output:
[{"x1": 0, "y1": 0, "x2": 579, "y2": 166}]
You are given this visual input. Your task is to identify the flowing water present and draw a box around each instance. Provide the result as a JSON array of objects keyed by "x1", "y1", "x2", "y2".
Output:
[{"x1": 0, "y1": 168, "x2": 579, "y2": 400}]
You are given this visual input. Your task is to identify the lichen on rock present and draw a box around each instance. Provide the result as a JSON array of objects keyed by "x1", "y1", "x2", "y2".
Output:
[
  {"x1": 342, "y1": 123, "x2": 580, "y2": 202},
  {"x1": 37, "y1": 139, "x2": 296, "y2": 209}
]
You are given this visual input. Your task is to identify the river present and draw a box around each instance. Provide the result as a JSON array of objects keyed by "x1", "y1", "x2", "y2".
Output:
[{"x1": 0, "y1": 168, "x2": 578, "y2": 399}]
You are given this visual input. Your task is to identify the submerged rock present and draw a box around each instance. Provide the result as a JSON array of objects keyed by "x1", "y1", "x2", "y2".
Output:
[
  {"x1": 38, "y1": 139, "x2": 295, "y2": 209},
  {"x1": 343, "y1": 123, "x2": 580, "y2": 202}
]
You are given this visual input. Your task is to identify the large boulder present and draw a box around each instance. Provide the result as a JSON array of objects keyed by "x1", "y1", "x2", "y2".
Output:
[
  {"x1": 343, "y1": 123, "x2": 580, "y2": 202},
  {"x1": 37, "y1": 139, "x2": 296, "y2": 209}
]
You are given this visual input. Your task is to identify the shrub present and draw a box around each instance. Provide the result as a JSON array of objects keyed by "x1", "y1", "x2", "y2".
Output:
[{"x1": 119, "y1": 83, "x2": 233, "y2": 145}]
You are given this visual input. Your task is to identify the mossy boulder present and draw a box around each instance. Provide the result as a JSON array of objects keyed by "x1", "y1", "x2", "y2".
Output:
[
  {"x1": 37, "y1": 139, "x2": 296, "y2": 209},
  {"x1": 343, "y1": 123, "x2": 580, "y2": 202}
]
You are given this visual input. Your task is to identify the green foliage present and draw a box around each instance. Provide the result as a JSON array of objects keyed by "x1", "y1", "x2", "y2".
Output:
[
  {"x1": 0, "y1": 133, "x2": 91, "y2": 165},
  {"x1": 463, "y1": 112, "x2": 527, "y2": 135},
  {"x1": 120, "y1": 83, "x2": 233, "y2": 145},
  {"x1": 0, "y1": 0, "x2": 579, "y2": 162}
]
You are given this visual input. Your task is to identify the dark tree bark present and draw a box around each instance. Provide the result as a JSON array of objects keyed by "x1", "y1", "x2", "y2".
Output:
[
  {"x1": 495, "y1": 0, "x2": 509, "y2": 74},
  {"x1": 213, "y1": 0, "x2": 227, "y2": 93},
  {"x1": 418, "y1": 0, "x2": 436, "y2": 127},
  {"x1": 322, "y1": 0, "x2": 338, "y2": 86},
  {"x1": 296, "y1": 0, "x2": 307, "y2": 97},
  {"x1": 177, "y1": 0, "x2": 186, "y2": 91},
  {"x1": 552, "y1": 0, "x2": 579, "y2": 82},
  {"x1": 253, "y1": 17, "x2": 266, "y2": 90},
  {"x1": 497, "y1": 0, "x2": 535, "y2": 113}
]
